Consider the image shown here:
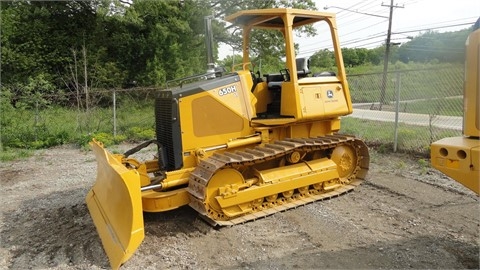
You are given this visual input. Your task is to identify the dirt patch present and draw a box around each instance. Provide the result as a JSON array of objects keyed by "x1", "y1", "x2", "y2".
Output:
[
  {"x1": 1, "y1": 144, "x2": 478, "y2": 269},
  {"x1": 0, "y1": 169, "x2": 23, "y2": 186}
]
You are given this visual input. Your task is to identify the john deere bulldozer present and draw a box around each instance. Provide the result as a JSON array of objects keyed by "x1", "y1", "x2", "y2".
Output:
[
  {"x1": 430, "y1": 20, "x2": 480, "y2": 194},
  {"x1": 86, "y1": 8, "x2": 369, "y2": 269}
]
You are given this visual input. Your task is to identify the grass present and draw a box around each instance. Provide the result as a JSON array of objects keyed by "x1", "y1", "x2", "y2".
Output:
[
  {"x1": 0, "y1": 148, "x2": 33, "y2": 162},
  {"x1": 339, "y1": 117, "x2": 462, "y2": 156},
  {"x1": 1, "y1": 106, "x2": 462, "y2": 162},
  {"x1": 347, "y1": 64, "x2": 463, "y2": 117},
  {"x1": 1, "y1": 102, "x2": 155, "y2": 151},
  {"x1": 400, "y1": 97, "x2": 462, "y2": 116},
  {"x1": 1, "y1": 63, "x2": 463, "y2": 157},
  {"x1": 1, "y1": 101, "x2": 462, "y2": 158}
]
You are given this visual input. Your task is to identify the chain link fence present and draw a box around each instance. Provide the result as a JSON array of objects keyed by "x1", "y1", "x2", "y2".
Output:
[
  {"x1": 1, "y1": 87, "x2": 158, "y2": 148},
  {"x1": 2, "y1": 65, "x2": 464, "y2": 155},
  {"x1": 345, "y1": 65, "x2": 463, "y2": 155}
]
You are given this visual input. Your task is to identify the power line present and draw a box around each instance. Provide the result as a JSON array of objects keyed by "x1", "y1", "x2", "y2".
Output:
[
  {"x1": 339, "y1": 19, "x2": 389, "y2": 39},
  {"x1": 301, "y1": 18, "x2": 474, "y2": 54},
  {"x1": 392, "y1": 22, "x2": 475, "y2": 35},
  {"x1": 379, "y1": 0, "x2": 404, "y2": 110},
  {"x1": 401, "y1": 46, "x2": 464, "y2": 53},
  {"x1": 327, "y1": 0, "x2": 382, "y2": 20},
  {"x1": 394, "y1": 16, "x2": 477, "y2": 32},
  {"x1": 334, "y1": 16, "x2": 475, "y2": 46},
  {"x1": 296, "y1": 19, "x2": 473, "y2": 57},
  {"x1": 295, "y1": 2, "x2": 476, "y2": 57},
  {"x1": 340, "y1": 20, "x2": 476, "y2": 47},
  {"x1": 333, "y1": 7, "x2": 388, "y2": 19},
  {"x1": 333, "y1": 0, "x2": 373, "y2": 15},
  {"x1": 337, "y1": 15, "x2": 387, "y2": 31},
  {"x1": 300, "y1": 20, "x2": 388, "y2": 50},
  {"x1": 341, "y1": 32, "x2": 387, "y2": 47}
]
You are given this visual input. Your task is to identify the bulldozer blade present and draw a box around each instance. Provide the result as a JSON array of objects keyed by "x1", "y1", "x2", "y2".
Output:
[{"x1": 86, "y1": 139, "x2": 144, "y2": 269}]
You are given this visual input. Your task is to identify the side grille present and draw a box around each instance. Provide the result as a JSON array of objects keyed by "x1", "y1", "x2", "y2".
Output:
[{"x1": 155, "y1": 94, "x2": 183, "y2": 171}]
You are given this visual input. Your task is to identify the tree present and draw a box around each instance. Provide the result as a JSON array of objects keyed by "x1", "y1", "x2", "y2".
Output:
[
  {"x1": 309, "y1": 49, "x2": 335, "y2": 69},
  {"x1": 1, "y1": 0, "x2": 320, "y2": 91},
  {"x1": 397, "y1": 30, "x2": 469, "y2": 64},
  {"x1": 207, "y1": 0, "x2": 317, "y2": 69},
  {"x1": 122, "y1": 0, "x2": 211, "y2": 85},
  {"x1": 1, "y1": 1, "x2": 99, "y2": 86},
  {"x1": 342, "y1": 48, "x2": 360, "y2": 67},
  {"x1": 367, "y1": 46, "x2": 384, "y2": 65},
  {"x1": 218, "y1": 54, "x2": 243, "y2": 71},
  {"x1": 2, "y1": 0, "x2": 470, "y2": 99}
]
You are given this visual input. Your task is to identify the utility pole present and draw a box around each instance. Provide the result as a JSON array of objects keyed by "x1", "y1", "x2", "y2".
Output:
[{"x1": 379, "y1": 0, "x2": 403, "y2": 111}]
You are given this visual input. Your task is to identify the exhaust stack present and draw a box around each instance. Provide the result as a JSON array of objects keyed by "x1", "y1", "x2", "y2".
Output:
[{"x1": 204, "y1": 15, "x2": 216, "y2": 79}]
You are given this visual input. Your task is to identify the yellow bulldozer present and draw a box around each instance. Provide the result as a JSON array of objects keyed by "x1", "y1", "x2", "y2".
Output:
[
  {"x1": 430, "y1": 20, "x2": 480, "y2": 194},
  {"x1": 86, "y1": 8, "x2": 369, "y2": 269}
]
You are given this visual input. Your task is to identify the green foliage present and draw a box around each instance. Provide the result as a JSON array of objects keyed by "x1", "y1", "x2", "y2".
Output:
[
  {"x1": 310, "y1": 49, "x2": 335, "y2": 69},
  {"x1": 347, "y1": 63, "x2": 463, "y2": 107},
  {"x1": 91, "y1": 132, "x2": 126, "y2": 147},
  {"x1": 1, "y1": 0, "x2": 472, "y2": 97},
  {"x1": 1, "y1": 104, "x2": 74, "y2": 149},
  {"x1": 1, "y1": 1, "x2": 97, "y2": 86},
  {"x1": 0, "y1": 0, "x2": 471, "y2": 154},
  {"x1": 17, "y1": 73, "x2": 56, "y2": 109},
  {"x1": 126, "y1": 127, "x2": 155, "y2": 141},
  {"x1": 0, "y1": 90, "x2": 154, "y2": 149},
  {"x1": 417, "y1": 158, "x2": 429, "y2": 174},
  {"x1": 0, "y1": 148, "x2": 33, "y2": 162},
  {"x1": 402, "y1": 97, "x2": 463, "y2": 116},
  {"x1": 397, "y1": 128, "x2": 417, "y2": 149},
  {"x1": 367, "y1": 47, "x2": 385, "y2": 65},
  {"x1": 308, "y1": 27, "x2": 470, "y2": 72},
  {"x1": 342, "y1": 48, "x2": 361, "y2": 67},
  {"x1": 75, "y1": 132, "x2": 126, "y2": 148},
  {"x1": 127, "y1": 0, "x2": 211, "y2": 85},
  {"x1": 254, "y1": 53, "x2": 285, "y2": 74},
  {"x1": 340, "y1": 118, "x2": 395, "y2": 146},
  {"x1": 218, "y1": 54, "x2": 243, "y2": 72},
  {"x1": 339, "y1": 117, "x2": 461, "y2": 156},
  {"x1": 398, "y1": 30, "x2": 470, "y2": 63}
]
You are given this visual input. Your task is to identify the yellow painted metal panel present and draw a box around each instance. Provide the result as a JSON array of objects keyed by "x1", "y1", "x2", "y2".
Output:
[
  {"x1": 180, "y1": 80, "x2": 254, "y2": 153},
  {"x1": 216, "y1": 158, "x2": 339, "y2": 208},
  {"x1": 431, "y1": 137, "x2": 480, "y2": 194},
  {"x1": 192, "y1": 95, "x2": 244, "y2": 137},
  {"x1": 300, "y1": 86, "x2": 325, "y2": 117},
  {"x1": 86, "y1": 140, "x2": 144, "y2": 269},
  {"x1": 463, "y1": 29, "x2": 480, "y2": 136},
  {"x1": 142, "y1": 188, "x2": 190, "y2": 212},
  {"x1": 299, "y1": 84, "x2": 349, "y2": 120}
]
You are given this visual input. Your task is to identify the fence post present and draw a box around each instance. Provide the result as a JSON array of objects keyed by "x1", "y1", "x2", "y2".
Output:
[
  {"x1": 113, "y1": 88, "x2": 117, "y2": 137},
  {"x1": 35, "y1": 100, "x2": 39, "y2": 142},
  {"x1": 393, "y1": 69, "x2": 401, "y2": 152}
]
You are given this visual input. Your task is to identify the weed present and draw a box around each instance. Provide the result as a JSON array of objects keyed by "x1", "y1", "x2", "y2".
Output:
[
  {"x1": 126, "y1": 127, "x2": 155, "y2": 141},
  {"x1": 396, "y1": 160, "x2": 406, "y2": 170},
  {"x1": 0, "y1": 148, "x2": 33, "y2": 162},
  {"x1": 417, "y1": 158, "x2": 430, "y2": 175},
  {"x1": 340, "y1": 117, "x2": 460, "y2": 156},
  {"x1": 1, "y1": 98, "x2": 153, "y2": 149}
]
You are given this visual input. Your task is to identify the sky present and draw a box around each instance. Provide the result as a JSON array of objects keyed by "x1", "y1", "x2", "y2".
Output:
[{"x1": 218, "y1": 0, "x2": 479, "y2": 59}]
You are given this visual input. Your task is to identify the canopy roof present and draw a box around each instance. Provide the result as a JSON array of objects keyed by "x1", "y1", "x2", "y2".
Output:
[{"x1": 225, "y1": 8, "x2": 334, "y2": 30}]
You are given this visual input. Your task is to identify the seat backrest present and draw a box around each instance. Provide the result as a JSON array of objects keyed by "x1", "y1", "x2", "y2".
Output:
[{"x1": 296, "y1": 57, "x2": 311, "y2": 78}]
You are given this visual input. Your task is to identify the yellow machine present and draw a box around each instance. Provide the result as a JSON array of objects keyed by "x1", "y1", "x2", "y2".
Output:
[
  {"x1": 431, "y1": 23, "x2": 480, "y2": 195},
  {"x1": 86, "y1": 8, "x2": 369, "y2": 269}
]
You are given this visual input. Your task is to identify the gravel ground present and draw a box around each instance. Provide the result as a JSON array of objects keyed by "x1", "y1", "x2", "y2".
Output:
[{"x1": 1, "y1": 143, "x2": 478, "y2": 269}]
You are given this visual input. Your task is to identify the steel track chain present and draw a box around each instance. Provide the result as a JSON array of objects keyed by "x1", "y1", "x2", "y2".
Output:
[{"x1": 187, "y1": 134, "x2": 368, "y2": 226}]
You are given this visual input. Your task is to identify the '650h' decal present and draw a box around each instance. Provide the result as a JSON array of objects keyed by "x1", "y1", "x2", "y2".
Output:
[{"x1": 218, "y1": 85, "x2": 237, "y2": 96}]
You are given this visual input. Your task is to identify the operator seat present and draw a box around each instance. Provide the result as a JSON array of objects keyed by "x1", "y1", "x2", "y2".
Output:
[
  {"x1": 263, "y1": 57, "x2": 311, "y2": 117},
  {"x1": 296, "y1": 57, "x2": 311, "y2": 78},
  {"x1": 266, "y1": 56, "x2": 311, "y2": 90}
]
